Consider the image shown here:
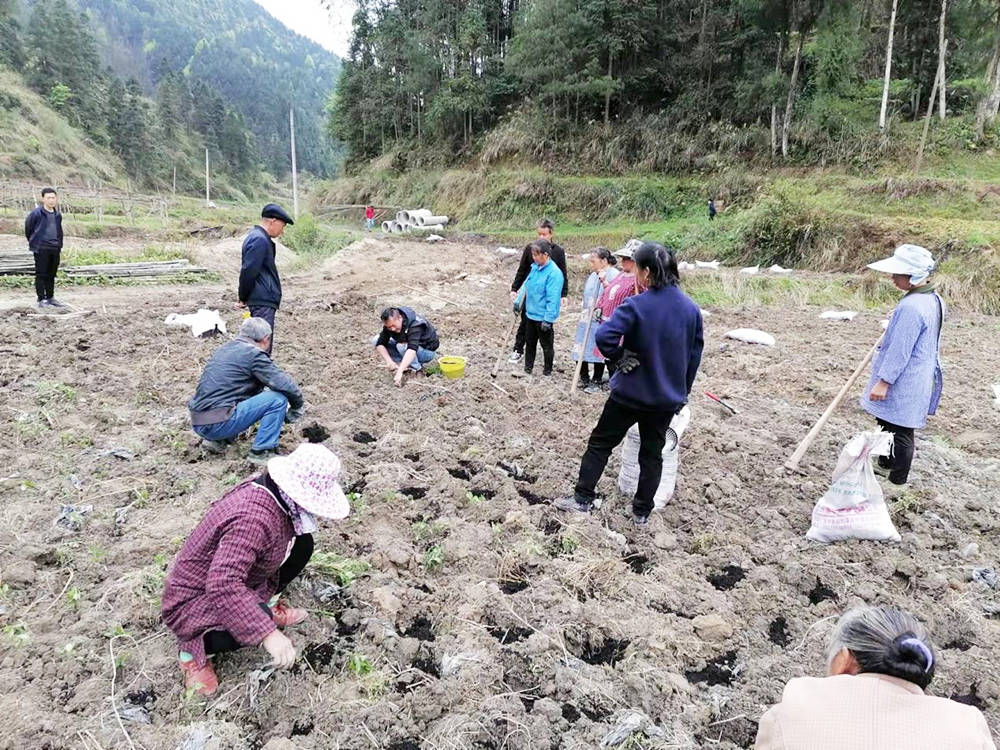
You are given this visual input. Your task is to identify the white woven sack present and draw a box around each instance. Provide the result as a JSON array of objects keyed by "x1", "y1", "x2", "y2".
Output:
[
  {"x1": 617, "y1": 406, "x2": 690, "y2": 508},
  {"x1": 806, "y1": 431, "x2": 900, "y2": 543}
]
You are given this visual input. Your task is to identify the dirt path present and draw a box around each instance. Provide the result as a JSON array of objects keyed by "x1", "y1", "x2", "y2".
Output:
[{"x1": 0, "y1": 234, "x2": 997, "y2": 749}]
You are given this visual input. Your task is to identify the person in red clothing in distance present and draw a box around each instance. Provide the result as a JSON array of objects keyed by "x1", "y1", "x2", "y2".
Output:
[
  {"x1": 365, "y1": 205, "x2": 375, "y2": 231},
  {"x1": 161, "y1": 443, "x2": 350, "y2": 695}
]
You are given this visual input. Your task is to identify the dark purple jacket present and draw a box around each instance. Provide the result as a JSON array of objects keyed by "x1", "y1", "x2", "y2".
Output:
[
  {"x1": 24, "y1": 206, "x2": 63, "y2": 252},
  {"x1": 161, "y1": 478, "x2": 293, "y2": 666}
]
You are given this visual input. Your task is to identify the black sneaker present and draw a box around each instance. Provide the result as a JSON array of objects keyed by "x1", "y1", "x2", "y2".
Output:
[
  {"x1": 554, "y1": 496, "x2": 591, "y2": 514},
  {"x1": 247, "y1": 448, "x2": 279, "y2": 465},
  {"x1": 873, "y1": 462, "x2": 891, "y2": 478},
  {"x1": 632, "y1": 513, "x2": 649, "y2": 527},
  {"x1": 200, "y1": 438, "x2": 227, "y2": 454},
  {"x1": 577, "y1": 378, "x2": 591, "y2": 389}
]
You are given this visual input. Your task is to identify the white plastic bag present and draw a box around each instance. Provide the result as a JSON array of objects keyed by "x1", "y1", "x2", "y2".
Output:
[
  {"x1": 768, "y1": 264, "x2": 793, "y2": 274},
  {"x1": 739, "y1": 265, "x2": 760, "y2": 275},
  {"x1": 618, "y1": 406, "x2": 690, "y2": 509},
  {"x1": 164, "y1": 309, "x2": 227, "y2": 338},
  {"x1": 806, "y1": 431, "x2": 900, "y2": 543},
  {"x1": 725, "y1": 328, "x2": 776, "y2": 346},
  {"x1": 819, "y1": 310, "x2": 858, "y2": 321},
  {"x1": 695, "y1": 260, "x2": 720, "y2": 269}
]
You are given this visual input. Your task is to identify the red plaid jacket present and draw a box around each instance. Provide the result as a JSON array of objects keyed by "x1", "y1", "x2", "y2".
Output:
[{"x1": 161, "y1": 478, "x2": 293, "y2": 666}]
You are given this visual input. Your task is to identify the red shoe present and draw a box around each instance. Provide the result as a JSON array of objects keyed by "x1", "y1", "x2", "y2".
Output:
[
  {"x1": 271, "y1": 599, "x2": 308, "y2": 628},
  {"x1": 180, "y1": 659, "x2": 219, "y2": 696}
]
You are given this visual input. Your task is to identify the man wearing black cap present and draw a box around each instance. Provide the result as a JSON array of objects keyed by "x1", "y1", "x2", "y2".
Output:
[{"x1": 238, "y1": 204, "x2": 293, "y2": 356}]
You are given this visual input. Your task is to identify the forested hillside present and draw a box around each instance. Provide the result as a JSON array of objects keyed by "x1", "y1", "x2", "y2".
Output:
[
  {"x1": 0, "y1": 0, "x2": 340, "y2": 193},
  {"x1": 77, "y1": 0, "x2": 341, "y2": 176},
  {"x1": 331, "y1": 0, "x2": 1000, "y2": 172}
]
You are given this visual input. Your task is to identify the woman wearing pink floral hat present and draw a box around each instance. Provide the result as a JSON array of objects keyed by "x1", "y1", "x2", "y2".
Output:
[{"x1": 161, "y1": 443, "x2": 350, "y2": 695}]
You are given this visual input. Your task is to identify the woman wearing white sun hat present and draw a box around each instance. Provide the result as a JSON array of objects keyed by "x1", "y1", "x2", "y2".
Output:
[
  {"x1": 161, "y1": 443, "x2": 350, "y2": 696},
  {"x1": 861, "y1": 244, "x2": 944, "y2": 485}
]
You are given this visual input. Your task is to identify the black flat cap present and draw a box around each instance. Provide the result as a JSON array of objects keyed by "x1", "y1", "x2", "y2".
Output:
[{"x1": 261, "y1": 203, "x2": 294, "y2": 225}]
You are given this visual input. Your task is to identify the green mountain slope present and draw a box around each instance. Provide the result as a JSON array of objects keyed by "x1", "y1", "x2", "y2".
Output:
[{"x1": 76, "y1": 0, "x2": 341, "y2": 177}]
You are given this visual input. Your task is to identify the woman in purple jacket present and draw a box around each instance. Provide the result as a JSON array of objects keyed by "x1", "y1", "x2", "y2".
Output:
[
  {"x1": 556, "y1": 242, "x2": 704, "y2": 526},
  {"x1": 161, "y1": 443, "x2": 350, "y2": 695}
]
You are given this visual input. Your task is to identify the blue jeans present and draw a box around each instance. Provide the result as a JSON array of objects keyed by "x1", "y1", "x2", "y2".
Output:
[
  {"x1": 373, "y1": 337, "x2": 435, "y2": 371},
  {"x1": 194, "y1": 391, "x2": 288, "y2": 451}
]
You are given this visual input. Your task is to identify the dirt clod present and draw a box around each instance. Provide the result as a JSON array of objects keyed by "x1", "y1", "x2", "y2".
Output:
[
  {"x1": 351, "y1": 430, "x2": 377, "y2": 443},
  {"x1": 399, "y1": 486, "x2": 428, "y2": 499},
  {"x1": 487, "y1": 625, "x2": 533, "y2": 644},
  {"x1": 580, "y1": 637, "x2": 629, "y2": 666},
  {"x1": 302, "y1": 642, "x2": 337, "y2": 670},
  {"x1": 808, "y1": 578, "x2": 838, "y2": 604},
  {"x1": 404, "y1": 616, "x2": 436, "y2": 642},
  {"x1": 447, "y1": 467, "x2": 471, "y2": 480},
  {"x1": 622, "y1": 552, "x2": 652, "y2": 574},
  {"x1": 950, "y1": 685, "x2": 986, "y2": 710},
  {"x1": 517, "y1": 488, "x2": 547, "y2": 505},
  {"x1": 708, "y1": 564, "x2": 746, "y2": 590},
  {"x1": 768, "y1": 616, "x2": 791, "y2": 647},
  {"x1": 301, "y1": 422, "x2": 330, "y2": 443},
  {"x1": 685, "y1": 650, "x2": 740, "y2": 686}
]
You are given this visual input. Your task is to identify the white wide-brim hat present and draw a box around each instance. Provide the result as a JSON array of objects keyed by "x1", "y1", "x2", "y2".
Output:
[
  {"x1": 867, "y1": 243, "x2": 935, "y2": 282},
  {"x1": 268, "y1": 443, "x2": 350, "y2": 520},
  {"x1": 613, "y1": 238, "x2": 643, "y2": 260}
]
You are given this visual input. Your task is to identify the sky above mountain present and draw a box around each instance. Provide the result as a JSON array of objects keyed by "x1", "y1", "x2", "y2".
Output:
[{"x1": 253, "y1": 0, "x2": 354, "y2": 57}]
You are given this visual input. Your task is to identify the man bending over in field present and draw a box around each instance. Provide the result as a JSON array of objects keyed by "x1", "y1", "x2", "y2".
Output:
[{"x1": 188, "y1": 317, "x2": 304, "y2": 464}]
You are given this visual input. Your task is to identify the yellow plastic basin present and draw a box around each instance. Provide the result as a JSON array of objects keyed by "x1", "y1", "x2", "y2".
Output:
[{"x1": 439, "y1": 356, "x2": 466, "y2": 379}]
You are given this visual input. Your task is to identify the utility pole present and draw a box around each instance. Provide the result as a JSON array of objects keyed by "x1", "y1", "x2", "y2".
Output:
[
  {"x1": 205, "y1": 147, "x2": 210, "y2": 206},
  {"x1": 172, "y1": 163, "x2": 177, "y2": 198},
  {"x1": 938, "y1": 0, "x2": 947, "y2": 120},
  {"x1": 290, "y1": 106, "x2": 299, "y2": 221},
  {"x1": 878, "y1": 0, "x2": 899, "y2": 130}
]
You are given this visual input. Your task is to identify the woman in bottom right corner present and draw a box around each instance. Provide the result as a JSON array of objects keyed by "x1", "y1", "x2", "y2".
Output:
[
  {"x1": 861, "y1": 243, "x2": 944, "y2": 486},
  {"x1": 755, "y1": 606, "x2": 996, "y2": 750}
]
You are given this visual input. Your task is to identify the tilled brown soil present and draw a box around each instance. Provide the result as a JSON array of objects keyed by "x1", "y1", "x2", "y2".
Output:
[{"x1": 0, "y1": 235, "x2": 998, "y2": 749}]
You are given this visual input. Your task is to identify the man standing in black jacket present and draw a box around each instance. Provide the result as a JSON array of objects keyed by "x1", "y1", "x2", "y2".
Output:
[
  {"x1": 24, "y1": 187, "x2": 64, "y2": 309},
  {"x1": 238, "y1": 203, "x2": 293, "y2": 356},
  {"x1": 508, "y1": 218, "x2": 568, "y2": 363}
]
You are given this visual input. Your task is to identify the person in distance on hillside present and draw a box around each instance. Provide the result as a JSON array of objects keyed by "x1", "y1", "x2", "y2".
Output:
[
  {"x1": 556, "y1": 243, "x2": 702, "y2": 526},
  {"x1": 364, "y1": 205, "x2": 375, "y2": 231},
  {"x1": 755, "y1": 606, "x2": 996, "y2": 750},
  {"x1": 708, "y1": 198, "x2": 717, "y2": 221},
  {"x1": 188, "y1": 317, "x2": 304, "y2": 465},
  {"x1": 24, "y1": 187, "x2": 64, "y2": 309},
  {"x1": 162, "y1": 443, "x2": 351, "y2": 697},
  {"x1": 238, "y1": 203, "x2": 293, "y2": 356},
  {"x1": 511, "y1": 239, "x2": 564, "y2": 378},
  {"x1": 373, "y1": 306, "x2": 440, "y2": 387},
  {"x1": 509, "y1": 218, "x2": 569, "y2": 362},
  {"x1": 861, "y1": 244, "x2": 944, "y2": 486}
]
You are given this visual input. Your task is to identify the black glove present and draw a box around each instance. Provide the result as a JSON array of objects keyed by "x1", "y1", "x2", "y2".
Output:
[
  {"x1": 285, "y1": 407, "x2": 304, "y2": 424},
  {"x1": 591, "y1": 307, "x2": 603, "y2": 323},
  {"x1": 513, "y1": 300, "x2": 523, "y2": 314},
  {"x1": 617, "y1": 350, "x2": 640, "y2": 373},
  {"x1": 539, "y1": 322, "x2": 552, "y2": 333}
]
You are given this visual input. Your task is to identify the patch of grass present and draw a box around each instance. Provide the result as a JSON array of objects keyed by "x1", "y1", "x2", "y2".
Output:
[
  {"x1": 464, "y1": 490, "x2": 486, "y2": 506},
  {"x1": 309, "y1": 552, "x2": 370, "y2": 587},
  {"x1": 347, "y1": 491, "x2": 366, "y2": 513},
  {"x1": 35, "y1": 381, "x2": 77, "y2": 405},
  {"x1": 422, "y1": 544, "x2": 445, "y2": 573},
  {"x1": 412, "y1": 518, "x2": 447, "y2": 541},
  {"x1": 2, "y1": 622, "x2": 29, "y2": 646}
]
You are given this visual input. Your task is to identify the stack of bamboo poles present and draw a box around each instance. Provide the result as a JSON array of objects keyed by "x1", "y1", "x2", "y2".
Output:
[{"x1": 0, "y1": 252, "x2": 207, "y2": 278}]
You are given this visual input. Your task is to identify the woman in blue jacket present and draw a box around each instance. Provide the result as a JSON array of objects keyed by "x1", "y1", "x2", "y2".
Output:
[
  {"x1": 512, "y1": 240, "x2": 564, "y2": 378},
  {"x1": 556, "y1": 242, "x2": 703, "y2": 526}
]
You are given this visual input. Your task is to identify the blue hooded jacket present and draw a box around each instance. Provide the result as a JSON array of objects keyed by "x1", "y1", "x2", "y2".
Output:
[{"x1": 520, "y1": 260, "x2": 563, "y2": 324}]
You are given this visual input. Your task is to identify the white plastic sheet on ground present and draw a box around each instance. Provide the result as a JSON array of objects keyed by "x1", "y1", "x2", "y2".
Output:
[
  {"x1": 739, "y1": 265, "x2": 760, "y2": 275},
  {"x1": 768, "y1": 264, "x2": 793, "y2": 274},
  {"x1": 819, "y1": 310, "x2": 858, "y2": 321},
  {"x1": 695, "y1": 260, "x2": 720, "y2": 269},
  {"x1": 618, "y1": 406, "x2": 691, "y2": 509},
  {"x1": 425, "y1": 234, "x2": 445, "y2": 242},
  {"x1": 806, "y1": 430, "x2": 900, "y2": 543},
  {"x1": 164, "y1": 309, "x2": 227, "y2": 338},
  {"x1": 725, "y1": 328, "x2": 776, "y2": 346},
  {"x1": 678, "y1": 261, "x2": 696, "y2": 271},
  {"x1": 497, "y1": 246, "x2": 519, "y2": 256}
]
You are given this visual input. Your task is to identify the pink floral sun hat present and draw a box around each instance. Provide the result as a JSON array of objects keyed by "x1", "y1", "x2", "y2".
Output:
[{"x1": 267, "y1": 443, "x2": 350, "y2": 520}]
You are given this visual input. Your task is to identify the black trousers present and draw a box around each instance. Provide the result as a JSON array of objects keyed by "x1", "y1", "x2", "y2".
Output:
[
  {"x1": 203, "y1": 533, "x2": 313, "y2": 656},
  {"x1": 579, "y1": 362, "x2": 606, "y2": 383},
  {"x1": 34, "y1": 248, "x2": 60, "y2": 301},
  {"x1": 876, "y1": 418, "x2": 915, "y2": 485},
  {"x1": 513, "y1": 307, "x2": 528, "y2": 354},
  {"x1": 575, "y1": 398, "x2": 675, "y2": 517},
  {"x1": 249, "y1": 305, "x2": 276, "y2": 356},
  {"x1": 523, "y1": 319, "x2": 554, "y2": 374}
]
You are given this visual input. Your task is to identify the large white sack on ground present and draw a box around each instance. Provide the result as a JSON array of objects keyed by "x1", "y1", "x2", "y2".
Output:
[
  {"x1": 165, "y1": 309, "x2": 227, "y2": 338},
  {"x1": 425, "y1": 234, "x2": 445, "y2": 242},
  {"x1": 725, "y1": 328, "x2": 776, "y2": 346},
  {"x1": 695, "y1": 260, "x2": 720, "y2": 269},
  {"x1": 618, "y1": 406, "x2": 691, "y2": 508},
  {"x1": 497, "y1": 246, "x2": 519, "y2": 256},
  {"x1": 806, "y1": 431, "x2": 900, "y2": 543},
  {"x1": 820, "y1": 310, "x2": 858, "y2": 321},
  {"x1": 678, "y1": 261, "x2": 696, "y2": 270},
  {"x1": 739, "y1": 265, "x2": 760, "y2": 274},
  {"x1": 768, "y1": 264, "x2": 793, "y2": 274}
]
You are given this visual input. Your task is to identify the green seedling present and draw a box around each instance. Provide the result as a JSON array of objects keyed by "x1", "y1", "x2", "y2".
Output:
[
  {"x1": 422, "y1": 545, "x2": 445, "y2": 572},
  {"x1": 35, "y1": 381, "x2": 77, "y2": 405},
  {"x1": 105, "y1": 624, "x2": 129, "y2": 639},
  {"x1": 309, "y1": 552, "x2": 370, "y2": 587},
  {"x1": 465, "y1": 490, "x2": 486, "y2": 506},
  {"x1": 65, "y1": 587, "x2": 82, "y2": 608},
  {"x1": 347, "y1": 492, "x2": 366, "y2": 513},
  {"x1": 3, "y1": 622, "x2": 29, "y2": 645},
  {"x1": 560, "y1": 533, "x2": 580, "y2": 555},
  {"x1": 347, "y1": 653, "x2": 373, "y2": 677}
]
